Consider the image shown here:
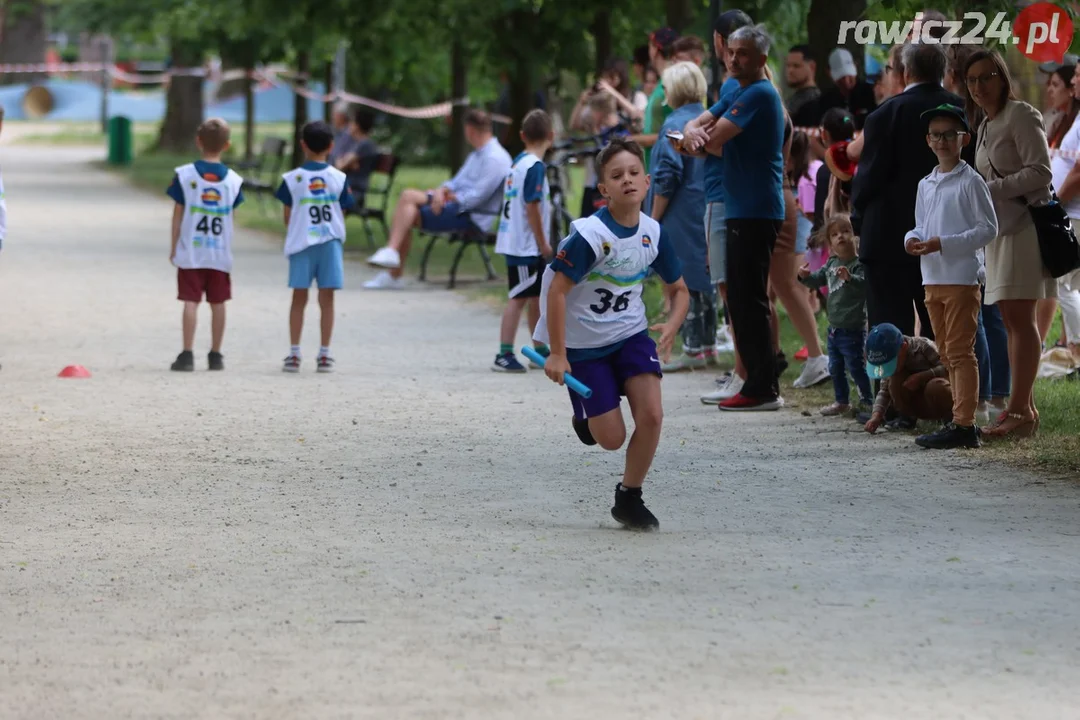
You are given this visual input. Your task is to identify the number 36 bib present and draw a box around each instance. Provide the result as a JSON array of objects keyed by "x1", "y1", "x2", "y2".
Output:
[
  {"x1": 174, "y1": 163, "x2": 244, "y2": 273},
  {"x1": 534, "y1": 213, "x2": 660, "y2": 350}
]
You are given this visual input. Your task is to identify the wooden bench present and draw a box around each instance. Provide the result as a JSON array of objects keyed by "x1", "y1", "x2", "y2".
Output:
[
  {"x1": 345, "y1": 153, "x2": 399, "y2": 251},
  {"x1": 234, "y1": 137, "x2": 288, "y2": 210},
  {"x1": 417, "y1": 208, "x2": 498, "y2": 290}
]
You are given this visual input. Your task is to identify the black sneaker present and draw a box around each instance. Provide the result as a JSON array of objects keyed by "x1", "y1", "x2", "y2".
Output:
[
  {"x1": 492, "y1": 352, "x2": 527, "y2": 373},
  {"x1": 885, "y1": 415, "x2": 917, "y2": 431},
  {"x1": 572, "y1": 416, "x2": 597, "y2": 446},
  {"x1": 317, "y1": 355, "x2": 335, "y2": 374},
  {"x1": 915, "y1": 422, "x2": 981, "y2": 449},
  {"x1": 208, "y1": 351, "x2": 225, "y2": 371},
  {"x1": 776, "y1": 351, "x2": 789, "y2": 378},
  {"x1": 171, "y1": 350, "x2": 194, "y2": 372},
  {"x1": 611, "y1": 483, "x2": 659, "y2": 530}
]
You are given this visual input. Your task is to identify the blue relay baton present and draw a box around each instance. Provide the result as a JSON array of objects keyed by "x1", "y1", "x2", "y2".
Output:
[{"x1": 521, "y1": 346, "x2": 593, "y2": 399}]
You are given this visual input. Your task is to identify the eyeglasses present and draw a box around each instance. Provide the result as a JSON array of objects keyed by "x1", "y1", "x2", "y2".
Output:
[
  {"x1": 927, "y1": 131, "x2": 967, "y2": 142},
  {"x1": 966, "y1": 71, "x2": 1000, "y2": 86}
]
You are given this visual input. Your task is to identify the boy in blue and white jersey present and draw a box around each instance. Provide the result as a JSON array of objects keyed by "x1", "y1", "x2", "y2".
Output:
[
  {"x1": 492, "y1": 109, "x2": 555, "y2": 373},
  {"x1": 275, "y1": 121, "x2": 356, "y2": 373},
  {"x1": 165, "y1": 118, "x2": 245, "y2": 372},
  {"x1": 534, "y1": 138, "x2": 690, "y2": 530}
]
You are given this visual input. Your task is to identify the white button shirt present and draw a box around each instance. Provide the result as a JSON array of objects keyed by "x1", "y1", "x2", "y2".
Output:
[{"x1": 905, "y1": 161, "x2": 999, "y2": 285}]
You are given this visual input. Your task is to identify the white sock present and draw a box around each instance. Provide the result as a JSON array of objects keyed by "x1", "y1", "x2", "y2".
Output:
[
  {"x1": 290, "y1": 345, "x2": 302, "y2": 357},
  {"x1": 319, "y1": 346, "x2": 331, "y2": 358}
]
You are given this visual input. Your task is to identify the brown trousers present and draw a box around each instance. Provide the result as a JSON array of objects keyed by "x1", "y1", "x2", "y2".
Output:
[
  {"x1": 890, "y1": 371, "x2": 953, "y2": 423},
  {"x1": 924, "y1": 285, "x2": 981, "y2": 427}
]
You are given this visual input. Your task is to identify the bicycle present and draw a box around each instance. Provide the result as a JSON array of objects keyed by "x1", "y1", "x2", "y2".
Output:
[{"x1": 544, "y1": 135, "x2": 604, "y2": 242}]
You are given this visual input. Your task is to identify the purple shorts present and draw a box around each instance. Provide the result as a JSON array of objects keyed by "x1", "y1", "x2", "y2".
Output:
[{"x1": 568, "y1": 332, "x2": 663, "y2": 419}]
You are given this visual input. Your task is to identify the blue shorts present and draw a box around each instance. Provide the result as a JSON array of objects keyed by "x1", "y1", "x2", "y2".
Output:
[
  {"x1": 795, "y1": 211, "x2": 812, "y2": 255},
  {"x1": 288, "y1": 240, "x2": 344, "y2": 289},
  {"x1": 419, "y1": 201, "x2": 479, "y2": 234},
  {"x1": 705, "y1": 202, "x2": 727, "y2": 285},
  {"x1": 568, "y1": 333, "x2": 663, "y2": 419}
]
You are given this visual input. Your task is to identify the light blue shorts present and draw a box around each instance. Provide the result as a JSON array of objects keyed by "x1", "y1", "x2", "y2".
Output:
[
  {"x1": 705, "y1": 202, "x2": 727, "y2": 285},
  {"x1": 795, "y1": 212, "x2": 813, "y2": 255},
  {"x1": 289, "y1": 240, "x2": 344, "y2": 289}
]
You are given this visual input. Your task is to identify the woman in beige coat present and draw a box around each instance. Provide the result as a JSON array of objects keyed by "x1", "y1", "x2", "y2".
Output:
[{"x1": 966, "y1": 50, "x2": 1057, "y2": 438}]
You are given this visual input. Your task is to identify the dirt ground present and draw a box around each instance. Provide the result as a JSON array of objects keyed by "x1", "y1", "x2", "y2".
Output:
[{"x1": 1, "y1": 143, "x2": 1079, "y2": 720}]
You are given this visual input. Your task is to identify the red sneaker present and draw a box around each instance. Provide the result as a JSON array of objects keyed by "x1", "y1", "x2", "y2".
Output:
[
  {"x1": 794, "y1": 345, "x2": 809, "y2": 361},
  {"x1": 718, "y1": 393, "x2": 785, "y2": 412}
]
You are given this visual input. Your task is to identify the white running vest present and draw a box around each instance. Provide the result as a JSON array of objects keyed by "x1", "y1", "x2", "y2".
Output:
[
  {"x1": 173, "y1": 164, "x2": 244, "y2": 273},
  {"x1": 281, "y1": 166, "x2": 348, "y2": 256},
  {"x1": 533, "y1": 213, "x2": 661, "y2": 349},
  {"x1": 495, "y1": 153, "x2": 551, "y2": 257}
]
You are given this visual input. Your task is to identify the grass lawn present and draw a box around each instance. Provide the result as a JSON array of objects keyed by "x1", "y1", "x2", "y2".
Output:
[{"x1": 92, "y1": 133, "x2": 1078, "y2": 473}]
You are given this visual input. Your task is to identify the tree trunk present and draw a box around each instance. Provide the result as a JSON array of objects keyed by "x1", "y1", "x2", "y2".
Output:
[
  {"x1": 808, "y1": 0, "x2": 867, "y2": 90},
  {"x1": 0, "y1": 0, "x2": 48, "y2": 86},
  {"x1": 504, "y1": 10, "x2": 535, "y2": 159},
  {"x1": 324, "y1": 61, "x2": 333, "y2": 123},
  {"x1": 591, "y1": 10, "x2": 612, "y2": 74},
  {"x1": 292, "y1": 51, "x2": 310, "y2": 168},
  {"x1": 244, "y1": 67, "x2": 255, "y2": 161},
  {"x1": 449, "y1": 38, "x2": 467, "y2": 174},
  {"x1": 156, "y1": 40, "x2": 204, "y2": 154},
  {"x1": 665, "y1": 0, "x2": 693, "y2": 34}
]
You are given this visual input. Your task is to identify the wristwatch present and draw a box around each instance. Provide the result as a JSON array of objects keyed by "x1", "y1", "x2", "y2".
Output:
[{"x1": 427, "y1": 190, "x2": 434, "y2": 203}]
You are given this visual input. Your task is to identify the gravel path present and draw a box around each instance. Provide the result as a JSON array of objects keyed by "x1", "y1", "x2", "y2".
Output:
[{"x1": 1, "y1": 145, "x2": 1079, "y2": 719}]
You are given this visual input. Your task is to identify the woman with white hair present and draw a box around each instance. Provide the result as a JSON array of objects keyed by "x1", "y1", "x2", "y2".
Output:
[{"x1": 647, "y1": 61, "x2": 716, "y2": 370}]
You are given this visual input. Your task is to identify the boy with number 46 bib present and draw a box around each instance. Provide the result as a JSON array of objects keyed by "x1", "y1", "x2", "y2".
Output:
[
  {"x1": 276, "y1": 121, "x2": 356, "y2": 373},
  {"x1": 534, "y1": 138, "x2": 689, "y2": 530},
  {"x1": 167, "y1": 118, "x2": 245, "y2": 372}
]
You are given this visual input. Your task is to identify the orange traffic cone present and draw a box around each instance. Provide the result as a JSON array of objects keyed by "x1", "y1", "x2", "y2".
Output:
[{"x1": 58, "y1": 365, "x2": 92, "y2": 378}]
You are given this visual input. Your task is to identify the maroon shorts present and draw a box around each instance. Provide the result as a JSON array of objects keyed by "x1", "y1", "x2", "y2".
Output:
[{"x1": 177, "y1": 269, "x2": 231, "y2": 304}]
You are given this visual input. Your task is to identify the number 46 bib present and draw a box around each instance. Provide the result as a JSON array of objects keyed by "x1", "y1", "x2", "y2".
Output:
[
  {"x1": 534, "y1": 213, "x2": 660, "y2": 350},
  {"x1": 174, "y1": 163, "x2": 244, "y2": 273}
]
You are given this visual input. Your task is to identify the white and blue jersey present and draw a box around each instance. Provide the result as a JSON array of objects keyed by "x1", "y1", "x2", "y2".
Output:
[
  {"x1": 275, "y1": 162, "x2": 356, "y2": 257},
  {"x1": 533, "y1": 207, "x2": 682, "y2": 362},
  {"x1": 496, "y1": 151, "x2": 550, "y2": 264},
  {"x1": 166, "y1": 161, "x2": 245, "y2": 273}
]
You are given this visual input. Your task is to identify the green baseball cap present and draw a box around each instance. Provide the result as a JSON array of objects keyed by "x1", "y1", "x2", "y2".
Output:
[{"x1": 920, "y1": 103, "x2": 969, "y2": 133}]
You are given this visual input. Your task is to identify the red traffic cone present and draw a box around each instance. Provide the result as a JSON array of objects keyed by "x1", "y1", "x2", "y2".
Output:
[{"x1": 58, "y1": 365, "x2": 92, "y2": 378}]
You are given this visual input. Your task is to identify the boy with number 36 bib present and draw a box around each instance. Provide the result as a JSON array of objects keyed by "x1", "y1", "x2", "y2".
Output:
[
  {"x1": 534, "y1": 138, "x2": 689, "y2": 530},
  {"x1": 275, "y1": 121, "x2": 356, "y2": 373},
  {"x1": 167, "y1": 118, "x2": 245, "y2": 372}
]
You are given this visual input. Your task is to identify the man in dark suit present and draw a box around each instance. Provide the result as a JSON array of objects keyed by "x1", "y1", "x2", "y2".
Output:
[{"x1": 850, "y1": 42, "x2": 963, "y2": 341}]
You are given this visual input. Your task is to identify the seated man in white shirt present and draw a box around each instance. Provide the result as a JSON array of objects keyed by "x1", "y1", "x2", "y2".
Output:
[{"x1": 364, "y1": 109, "x2": 512, "y2": 290}]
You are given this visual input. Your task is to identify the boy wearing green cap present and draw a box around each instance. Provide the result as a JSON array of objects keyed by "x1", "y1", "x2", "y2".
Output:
[{"x1": 903, "y1": 104, "x2": 998, "y2": 449}]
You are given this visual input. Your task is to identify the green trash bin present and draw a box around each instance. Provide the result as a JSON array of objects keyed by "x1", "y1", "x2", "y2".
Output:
[{"x1": 107, "y1": 116, "x2": 133, "y2": 166}]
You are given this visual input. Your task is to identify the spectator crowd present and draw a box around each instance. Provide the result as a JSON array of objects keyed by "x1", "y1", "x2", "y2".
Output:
[{"x1": 339, "y1": 8, "x2": 1080, "y2": 451}]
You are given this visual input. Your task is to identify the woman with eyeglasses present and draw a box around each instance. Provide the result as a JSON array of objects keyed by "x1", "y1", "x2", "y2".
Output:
[{"x1": 966, "y1": 50, "x2": 1057, "y2": 438}]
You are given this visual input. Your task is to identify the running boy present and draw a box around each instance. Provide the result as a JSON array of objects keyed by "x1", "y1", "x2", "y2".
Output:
[
  {"x1": 275, "y1": 121, "x2": 356, "y2": 373},
  {"x1": 534, "y1": 138, "x2": 689, "y2": 530},
  {"x1": 798, "y1": 213, "x2": 873, "y2": 416},
  {"x1": 493, "y1": 109, "x2": 555, "y2": 372},
  {"x1": 904, "y1": 104, "x2": 998, "y2": 449},
  {"x1": 166, "y1": 118, "x2": 245, "y2": 372}
]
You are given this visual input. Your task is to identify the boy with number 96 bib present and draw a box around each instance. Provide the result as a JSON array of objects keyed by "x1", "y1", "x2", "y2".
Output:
[
  {"x1": 534, "y1": 138, "x2": 689, "y2": 530},
  {"x1": 276, "y1": 121, "x2": 356, "y2": 373},
  {"x1": 167, "y1": 118, "x2": 245, "y2": 372}
]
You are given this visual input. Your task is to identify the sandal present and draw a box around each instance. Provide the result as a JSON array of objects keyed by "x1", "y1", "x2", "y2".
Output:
[
  {"x1": 984, "y1": 412, "x2": 1037, "y2": 439},
  {"x1": 985, "y1": 410, "x2": 1009, "y2": 431}
]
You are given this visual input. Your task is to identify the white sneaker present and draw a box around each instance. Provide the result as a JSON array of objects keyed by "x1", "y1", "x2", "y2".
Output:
[
  {"x1": 363, "y1": 270, "x2": 405, "y2": 290},
  {"x1": 662, "y1": 353, "x2": 707, "y2": 372},
  {"x1": 793, "y1": 354, "x2": 830, "y2": 389},
  {"x1": 976, "y1": 401, "x2": 991, "y2": 426},
  {"x1": 700, "y1": 373, "x2": 744, "y2": 404},
  {"x1": 715, "y1": 326, "x2": 735, "y2": 353},
  {"x1": 368, "y1": 247, "x2": 401, "y2": 269}
]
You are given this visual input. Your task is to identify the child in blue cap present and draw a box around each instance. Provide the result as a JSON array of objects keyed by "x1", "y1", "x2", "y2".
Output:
[{"x1": 864, "y1": 323, "x2": 952, "y2": 435}]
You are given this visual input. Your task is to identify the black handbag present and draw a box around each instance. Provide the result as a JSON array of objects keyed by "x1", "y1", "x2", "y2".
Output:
[{"x1": 986, "y1": 154, "x2": 1080, "y2": 279}]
